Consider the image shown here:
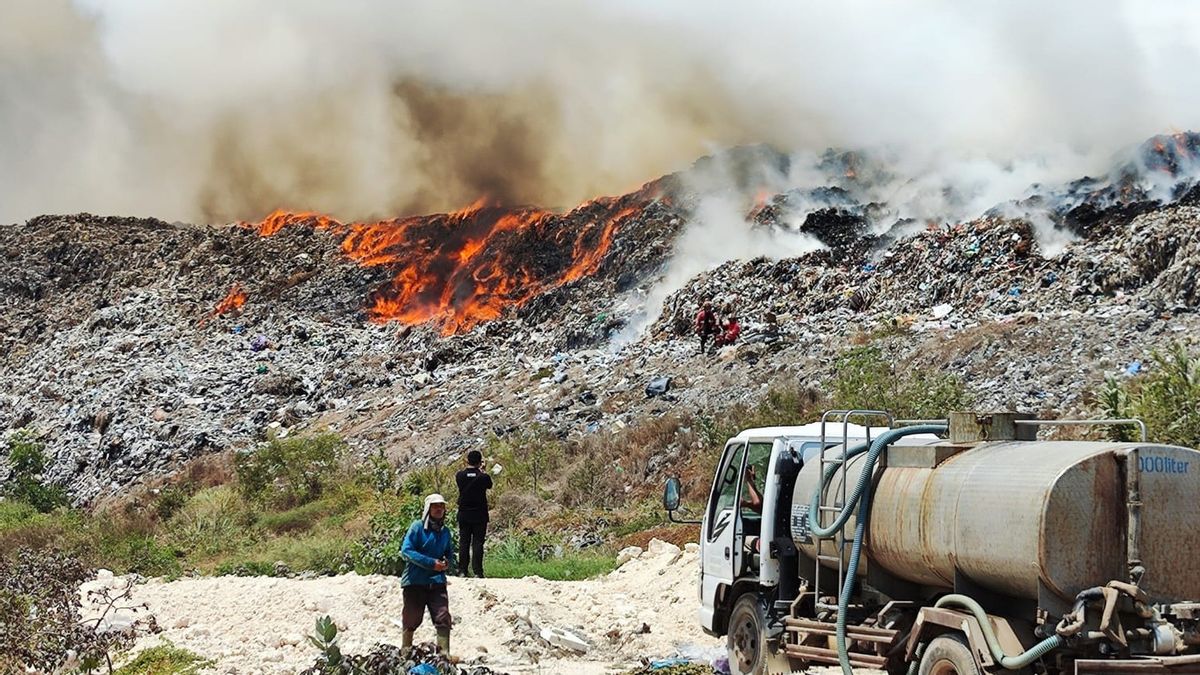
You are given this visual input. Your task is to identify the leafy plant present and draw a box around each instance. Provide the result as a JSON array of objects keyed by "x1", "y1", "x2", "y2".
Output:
[
  {"x1": 306, "y1": 615, "x2": 350, "y2": 673},
  {"x1": 235, "y1": 433, "x2": 346, "y2": 508},
  {"x1": 1100, "y1": 342, "x2": 1200, "y2": 446},
  {"x1": 0, "y1": 549, "x2": 149, "y2": 673},
  {"x1": 114, "y1": 642, "x2": 213, "y2": 675},
  {"x1": 153, "y1": 485, "x2": 191, "y2": 523},
  {"x1": 484, "y1": 427, "x2": 563, "y2": 499},
  {"x1": 3, "y1": 431, "x2": 68, "y2": 513},
  {"x1": 352, "y1": 496, "x2": 422, "y2": 576}
]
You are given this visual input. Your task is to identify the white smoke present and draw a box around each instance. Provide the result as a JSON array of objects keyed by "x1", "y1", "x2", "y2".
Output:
[{"x1": 2, "y1": 0, "x2": 1200, "y2": 226}]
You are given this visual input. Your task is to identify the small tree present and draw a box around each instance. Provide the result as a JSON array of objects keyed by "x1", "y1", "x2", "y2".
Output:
[
  {"x1": 234, "y1": 433, "x2": 345, "y2": 508},
  {"x1": 3, "y1": 431, "x2": 67, "y2": 513}
]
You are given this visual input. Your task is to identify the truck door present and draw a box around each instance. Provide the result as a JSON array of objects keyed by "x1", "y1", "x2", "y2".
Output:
[{"x1": 702, "y1": 440, "x2": 747, "y2": 631}]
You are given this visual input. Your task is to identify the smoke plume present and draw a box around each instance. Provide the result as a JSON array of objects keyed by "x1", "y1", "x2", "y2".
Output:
[{"x1": 2, "y1": 0, "x2": 1199, "y2": 226}]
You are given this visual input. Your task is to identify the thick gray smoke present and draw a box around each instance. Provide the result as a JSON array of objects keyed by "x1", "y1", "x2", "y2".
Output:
[{"x1": 2, "y1": 0, "x2": 1199, "y2": 226}]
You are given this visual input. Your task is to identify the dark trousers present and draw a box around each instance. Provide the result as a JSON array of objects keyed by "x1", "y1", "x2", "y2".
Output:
[
  {"x1": 401, "y1": 584, "x2": 451, "y2": 631},
  {"x1": 457, "y1": 520, "x2": 487, "y2": 577}
]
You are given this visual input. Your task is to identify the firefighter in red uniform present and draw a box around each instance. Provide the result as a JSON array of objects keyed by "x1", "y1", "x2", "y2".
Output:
[
  {"x1": 714, "y1": 313, "x2": 741, "y2": 348},
  {"x1": 695, "y1": 301, "x2": 718, "y2": 354}
]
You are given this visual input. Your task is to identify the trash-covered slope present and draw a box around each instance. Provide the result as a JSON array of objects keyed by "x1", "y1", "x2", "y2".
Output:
[{"x1": 4, "y1": 137, "x2": 1200, "y2": 502}]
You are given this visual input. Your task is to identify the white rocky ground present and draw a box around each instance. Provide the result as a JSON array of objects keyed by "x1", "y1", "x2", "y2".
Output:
[{"x1": 86, "y1": 540, "x2": 725, "y2": 675}]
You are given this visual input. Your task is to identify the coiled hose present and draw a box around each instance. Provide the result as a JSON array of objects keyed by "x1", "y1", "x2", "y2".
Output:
[{"x1": 808, "y1": 425, "x2": 1064, "y2": 675}]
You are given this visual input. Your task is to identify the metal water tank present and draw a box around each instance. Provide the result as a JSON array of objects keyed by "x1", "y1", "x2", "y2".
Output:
[{"x1": 792, "y1": 439, "x2": 1200, "y2": 606}]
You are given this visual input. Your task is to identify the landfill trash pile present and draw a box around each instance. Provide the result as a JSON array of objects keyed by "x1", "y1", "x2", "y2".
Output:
[{"x1": 4, "y1": 134, "x2": 1200, "y2": 501}]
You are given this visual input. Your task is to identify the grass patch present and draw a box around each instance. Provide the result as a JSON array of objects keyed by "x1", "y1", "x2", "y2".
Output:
[
  {"x1": 257, "y1": 497, "x2": 340, "y2": 535},
  {"x1": 485, "y1": 554, "x2": 617, "y2": 580},
  {"x1": 482, "y1": 533, "x2": 618, "y2": 580},
  {"x1": 237, "y1": 532, "x2": 355, "y2": 575},
  {"x1": 1101, "y1": 341, "x2": 1200, "y2": 446},
  {"x1": 115, "y1": 642, "x2": 213, "y2": 675}
]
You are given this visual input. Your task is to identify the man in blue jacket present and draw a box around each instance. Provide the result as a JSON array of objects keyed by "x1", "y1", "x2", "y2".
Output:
[{"x1": 401, "y1": 493, "x2": 456, "y2": 655}]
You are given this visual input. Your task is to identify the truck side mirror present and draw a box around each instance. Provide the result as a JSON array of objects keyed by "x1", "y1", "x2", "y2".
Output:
[{"x1": 663, "y1": 477, "x2": 682, "y2": 512}]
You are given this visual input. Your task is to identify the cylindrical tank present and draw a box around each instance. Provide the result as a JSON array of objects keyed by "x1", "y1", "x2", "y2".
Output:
[{"x1": 791, "y1": 440, "x2": 1200, "y2": 605}]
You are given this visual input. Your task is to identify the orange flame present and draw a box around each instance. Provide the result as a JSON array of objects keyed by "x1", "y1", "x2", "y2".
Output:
[
  {"x1": 248, "y1": 195, "x2": 644, "y2": 335},
  {"x1": 214, "y1": 283, "x2": 247, "y2": 315}
]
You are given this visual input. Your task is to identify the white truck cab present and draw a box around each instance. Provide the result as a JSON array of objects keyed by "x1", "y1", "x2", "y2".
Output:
[{"x1": 685, "y1": 422, "x2": 939, "y2": 637}]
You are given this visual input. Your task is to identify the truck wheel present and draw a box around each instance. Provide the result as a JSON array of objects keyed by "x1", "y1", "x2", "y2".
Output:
[
  {"x1": 918, "y1": 634, "x2": 982, "y2": 675},
  {"x1": 727, "y1": 594, "x2": 768, "y2": 675}
]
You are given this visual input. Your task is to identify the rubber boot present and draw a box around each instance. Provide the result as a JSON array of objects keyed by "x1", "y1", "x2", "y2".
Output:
[
  {"x1": 402, "y1": 629, "x2": 414, "y2": 651},
  {"x1": 436, "y1": 627, "x2": 450, "y2": 656}
]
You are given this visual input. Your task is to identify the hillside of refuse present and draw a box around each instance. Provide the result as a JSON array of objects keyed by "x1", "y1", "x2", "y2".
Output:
[{"x1": 4, "y1": 137, "x2": 1200, "y2": 501}]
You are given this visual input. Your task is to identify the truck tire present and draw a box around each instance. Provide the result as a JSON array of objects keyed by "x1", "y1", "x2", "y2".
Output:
[
  {"x1": 727, "y1": 594, "x2": 768, "y2": 675},
  {"x1": 918, "y1": 634, "x2": 982, "y2": 675}
]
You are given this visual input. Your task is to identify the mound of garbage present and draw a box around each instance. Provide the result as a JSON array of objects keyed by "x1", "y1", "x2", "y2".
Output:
[{"x1": 4, "y1": 135, "x2": 1200, "y2": 500}]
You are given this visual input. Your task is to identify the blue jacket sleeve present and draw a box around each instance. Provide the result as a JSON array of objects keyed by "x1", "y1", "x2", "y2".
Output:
[
  {"x1": 445, "y1": 528, "x2": 456, "y2": 571},
  {"x1": 401, "y1": 522, "x2": 439, "y2": 570}
]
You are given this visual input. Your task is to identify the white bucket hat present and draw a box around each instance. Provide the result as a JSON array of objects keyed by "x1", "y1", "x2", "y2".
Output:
[{"x1": 422, "y1": 493, "x2": 448, "y2": 521}]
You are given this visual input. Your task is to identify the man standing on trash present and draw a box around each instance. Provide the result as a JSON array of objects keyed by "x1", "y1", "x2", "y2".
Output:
[
  {"x1": 695, "y1": 300, "x2": 718, "y2": 355},
  {"x1": 401, "y1": 493, "x2": 456, "y2": 656},
  {"x1": 455, "y1": 450, "x2": 494, "y2": 578}
]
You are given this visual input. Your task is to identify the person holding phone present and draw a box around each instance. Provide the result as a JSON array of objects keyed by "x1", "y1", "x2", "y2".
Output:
[
  {"x1": 455, "y1": 450, "x2": 494, "y2": 578},
  {"x1": 400, "y1": 493, "x2": 456, "y2": 655}
]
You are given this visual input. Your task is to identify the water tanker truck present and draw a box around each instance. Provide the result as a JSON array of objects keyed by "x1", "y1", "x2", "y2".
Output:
[{"x1": 663, "y1": 411, "x2": 1200, "y2": 674}]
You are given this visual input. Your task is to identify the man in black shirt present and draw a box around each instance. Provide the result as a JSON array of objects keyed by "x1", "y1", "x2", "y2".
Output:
[{"x1": 455, "y1": 450, "x2": 493, "y2": 577}]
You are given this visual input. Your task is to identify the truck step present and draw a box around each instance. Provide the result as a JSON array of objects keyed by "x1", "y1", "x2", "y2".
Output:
[
  {"x1": 785, "y1": 617, "x2": 898, "y2": 643},
  {"x1": 783, "y1": 644, "x2": 889, "y2": 668}
]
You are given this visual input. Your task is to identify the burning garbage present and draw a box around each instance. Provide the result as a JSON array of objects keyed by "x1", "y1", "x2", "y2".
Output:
[{"x1": 246, "y1": 192, "x2": 654, "y2": 335}]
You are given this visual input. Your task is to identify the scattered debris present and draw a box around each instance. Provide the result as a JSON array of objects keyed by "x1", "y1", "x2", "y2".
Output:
[{"x1": 645, "y1": 376, "x2": 672, "y2": 398}]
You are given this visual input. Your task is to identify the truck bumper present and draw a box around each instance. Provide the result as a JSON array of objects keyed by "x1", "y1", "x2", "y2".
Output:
[{"x1": 1076, "y1": 655, "x2": 1200, "y2": 674}]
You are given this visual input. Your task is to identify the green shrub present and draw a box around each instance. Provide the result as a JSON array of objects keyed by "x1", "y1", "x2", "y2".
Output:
[
  {"x1": 95, "y1": 531, "x2": 180, "y2": 578},
  {"x1": 831, "y1": 345, "x2": 971, "y2": 419},
  {"x1": 214, "y1": 559, "x2": 277, "y2": 577},
  {"x1": 563, "y1": 455, "x2": 622, "y2": 509},
  {"x1": 1101, "y1": 342, "x2": 1200, "y2": 446},
  {"x1": 358, "y1": 449, "x2": 399, "y2": 494},
  {"x1": 352, "y1": 496, "x2": 422, "y2": 576},
  {"x1": 153, "y1": 486, "x2": 191, "y2": 523},
  {"x1": 235, "y1": 433, "x2": 346, "y2": 508},
  {"x1": 3, "y1": 432, "x2": 67, "y2": 513},
  {"x1": 115, "y1": 642, "x2": 213, "y2": 675},
  {"x1": 164, "y1": 487, "x2": 256, "y2": 558},
  {"x1": 399, "y1": 463, "x2": 457, "y2": 502},
  {"x1": 484, "y1": 427, "x2": 564, "y2": 499}
]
